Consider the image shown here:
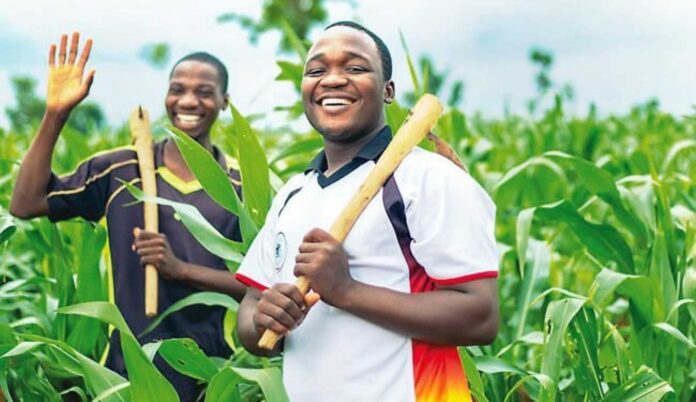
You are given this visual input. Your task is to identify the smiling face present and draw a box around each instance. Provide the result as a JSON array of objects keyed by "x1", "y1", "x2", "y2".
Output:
[
  {"x1": 165, "y1": 60, "x2": 228, "y2": 140},
  {"x1": 302, "y1": 26, "x2": 395, "y2": 144}
]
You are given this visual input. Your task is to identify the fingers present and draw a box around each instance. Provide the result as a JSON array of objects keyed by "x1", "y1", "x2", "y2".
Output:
[
  {"x1": 82, "y1": 69, "x2": 96, "y2": 93},
  {"x1": 297, "y1": 241, "x2": 324, "y2": 254},
  {"x1": 302, "y1": 227, "x2": 337, "y2": 244},
  {"x1": 132, "y1": 227, "x2": 167, "y2": 253},
  {"x1": 134, "y1": 238, "x2": 166, "y2": 250},
  {"x1": 78, "y1": 38, "x2": 93, "y2": 69},
  {"x1": 68, "y1": 32, "x2": 79, "y2": 64},
  {"x1": 135, "y1": 246, "x2": 164, "y2": 257},
  {"x1": 139, "y1": 254, "x2": 164, "y2": 266},
  {"x1": 132, "y1": 227, "x2": 162, "y2": 240},
  {"x1": 58, "y1": 34, "x2": 67, "y2": 65},
  {"x1": 255, "y1": 284, "x2": 308, "y2": 333},
  {"x1": 48, "y1": 44, "x2": 56, "y2": 67}
]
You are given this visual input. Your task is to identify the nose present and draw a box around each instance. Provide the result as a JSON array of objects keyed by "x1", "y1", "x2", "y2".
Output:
[
  {"x1": 177, "y1": 91, "x2": 199, "y2": 108},
  {"x1": 320, "y1": 68, "x2": 348, "y2": 88}
]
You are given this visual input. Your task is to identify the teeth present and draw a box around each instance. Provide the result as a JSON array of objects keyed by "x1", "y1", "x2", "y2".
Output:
[
  {"x1": 321, "y1": 98, "x2": 353, "y2": 106},
  {"x1": 177, "y1": 114, "x2": 201, "y2": 123}
]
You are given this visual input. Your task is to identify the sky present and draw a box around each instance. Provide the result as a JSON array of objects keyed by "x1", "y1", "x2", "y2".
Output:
[{"x1": 1, "y1": 0, "x2": 696, "y2": 130}]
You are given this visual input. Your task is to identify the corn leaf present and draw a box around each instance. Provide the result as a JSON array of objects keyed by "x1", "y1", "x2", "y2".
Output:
[
  {"x1": 139, "y1": 292, "x2": 238, "y2": 336},
  {"x1": 158, "y1": 338, "x2": 219, "y2": 382},
  {"x1": 230, "y1": 103, "x2": 271, "y2": 231},
  {"x1": 535, "y1": 200, "x2": 635, "y2": 273},
  {"x1": 123, "y1": 181, "x2": 244, "y2": 264},
  {"x1": 539, "y1": 297, "x2": 586, "y2": 401},
  {"x1": 165, "y1": 126, "x2": 242, "y2": 216},
  {"x1": 601, "y1": 366, "x2": 673, "y2": 402}
]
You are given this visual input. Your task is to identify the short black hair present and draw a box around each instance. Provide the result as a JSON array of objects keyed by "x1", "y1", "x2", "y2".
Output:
[
  {"x1": 325, "y1": 21, "x2": 392, "y2": 81},
  {"x1": 169, "y1": 52, "x2": 229, "y2": 95}
]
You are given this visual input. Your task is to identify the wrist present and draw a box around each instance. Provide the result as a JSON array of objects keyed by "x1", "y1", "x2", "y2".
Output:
[
  {"x1": 44, "y1": 107, "x2": 71, "y2": 123},
  {"x1": 174, "y1": 260, "x2": 191, "y2": 281},
  {"x1": 330, "y1": 278, "x2": 360, "y2": 309}
]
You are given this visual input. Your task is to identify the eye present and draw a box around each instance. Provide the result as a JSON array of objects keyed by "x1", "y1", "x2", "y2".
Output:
[
  {"x1": 196, "y1": 88, "x2": 214, "y2": 98},
  {"x1": 346, "y1": 66, "x2": 368, "y2": 73},
  {"x1": 168, "y1": 85, "x2": 183, "y2": 95},
  {"x1": 304, "y1": 68, "x2": 324, "y2": 77}
]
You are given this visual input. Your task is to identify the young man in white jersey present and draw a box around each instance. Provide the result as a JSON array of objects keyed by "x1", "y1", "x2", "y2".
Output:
[{"x1": 236, "y1": 21, "x2": 499, "y2": 402}]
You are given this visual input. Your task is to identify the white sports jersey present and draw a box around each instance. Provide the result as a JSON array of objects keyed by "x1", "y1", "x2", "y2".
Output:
[{"x1": 237, "y1": 126, "x2": 498, "y2": 402}]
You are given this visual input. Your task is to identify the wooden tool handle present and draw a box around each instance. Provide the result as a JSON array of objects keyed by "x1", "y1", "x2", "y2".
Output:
[
  {"x1": 258, "y1": 94, "x2": 444, "y2": 349},
  {"x1": 129, "y1": 106, "x2": 159, "y2": 317}
]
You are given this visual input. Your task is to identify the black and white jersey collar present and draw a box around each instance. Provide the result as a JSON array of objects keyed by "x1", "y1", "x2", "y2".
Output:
[{"x1": 304, "y1": 125, "x2": 392, "y2": 188}]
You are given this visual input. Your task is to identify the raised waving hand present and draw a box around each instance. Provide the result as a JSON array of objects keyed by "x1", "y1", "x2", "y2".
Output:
[{"x1": 46, "y1": 32, "x2": 95, "y2": 115}]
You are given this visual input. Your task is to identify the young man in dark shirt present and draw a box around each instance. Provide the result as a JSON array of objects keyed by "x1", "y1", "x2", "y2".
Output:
[{"x1": 10, "y1": 32, "x2": 245, "y2": 401}]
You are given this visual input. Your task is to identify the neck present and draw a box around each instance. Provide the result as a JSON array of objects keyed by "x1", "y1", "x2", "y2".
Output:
[{"x1": 323, "y1": 125, "x2": 384, "y2": 174}]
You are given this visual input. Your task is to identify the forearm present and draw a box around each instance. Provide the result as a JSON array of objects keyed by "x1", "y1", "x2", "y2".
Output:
[
  {"x1": 10, "y1": 110, "x2": 68, "y2": 219},
  {"x1": 237, "y1": 288, "x2": 283, "y2": 357},
  {"x1": 332, "y1": 278, "x2": 499, "y2": 345},
  {"x1": 178, "y1": 262, "x2": 247, "y2": 302}
]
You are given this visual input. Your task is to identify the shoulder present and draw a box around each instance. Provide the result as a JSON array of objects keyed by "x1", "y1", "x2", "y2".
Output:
[
  {"x1": 84, "y1": 145, "x2": 138, "y2": 165},
  {"x1": 397, "y1": 147, "x2": 468, "y2": 182},
  {"x1": 58, "y1": 145, "x2": 138, "y2": 179},
  {"x1": 395, "y1": 148, "x2": 495, "y2": 210}
]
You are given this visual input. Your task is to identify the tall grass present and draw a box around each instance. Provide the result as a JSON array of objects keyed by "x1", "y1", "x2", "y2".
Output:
[{"x1": 0, "y1": 56, "x2": 694, "y2": 401}]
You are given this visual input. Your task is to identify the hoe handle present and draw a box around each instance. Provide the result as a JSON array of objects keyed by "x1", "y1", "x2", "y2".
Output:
[{"x1": 129, "y1": 106, "x2": 159, "y2": 317}]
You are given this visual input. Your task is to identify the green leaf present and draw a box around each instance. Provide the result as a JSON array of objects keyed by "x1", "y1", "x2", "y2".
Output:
[
  {"x1": 535, "y1": 200, "x2": 635, "y2": 273},
  {"x1": 399, "y1": 30, "x2": 421, "y2": 97},
  {"x1": 1, "y1": 341, "x2": 43, "y2": 359},
  {"x1": 20, "y1": 334, "x2": 129, "y2": 402},
  {"x1": 275, "y1": 61, "x2": 304, "y2": 92},
  {"x1": 123, "y1": 181, "x2": 244, "y2": 264},
  {"x1": 228, "y1": 367, "x2": 289, "y2": 402},
  {"x1": 121, "y1": 334, "x2": 179, "y2": 402},
  {"x1": 92, "y1": 383, "x2": 132, "y2": 402},
  {"x1": 385, "y1": 100, "x2": 410, "y2": 131},
  {"x1": 230, "y1": 103, "x2": 271, "y2": 230},
  {"x1": 539, "y1": 298, "x2": 586, "y2": 401},
  {"x1": 166, "y1": 126, "x2": 242, "y2": 216},
  {"x1": 269, "y1": 137, "x2": 323, "y2": 165},
  {"x1": 57, "y1": 302, "x2": 177, "y2": 400},
  {"x1": 545, "y1": 151, "x2": 648, "y2": 246},
  {"x1": 58, "y1": 302, "x2": 131, "y2": 336},
  {"x1": 280, "y1": 19, "x2": 307, "y2": 61},
  {"x1": 515, "y1": 239, "x2": 550, "y2": 340},
  {"x1": 158, "y1": 338, "x2": 219, "y2": 382},
  {"x1": 0, "y1": 210, "x2": 16, "y2": 244},
  {"x1": 660, "y1": 139, "x2": 696, "y2": 174},
  {"x1": 568, "y1": 307, "x2": 603, "y2": 400},
  {"x1": 650, "y1": 322, "x2": 695, "y2": 349},
  {"x1": 68, "y1": 222, "x2": 108, "y2": 356},
  {"x1": 458, "y1": 348, "x2": 490, "y2": 402},
  {"x1": 601, "y1": 366, "x2": 673, "y2": 402},
  {"x1": 205, "y1": 367, "x2": 242, "y2": 402},
  {"x1": 473, "y1": 355, "x2": 527, "y2": 376},
  {"x1": 140, "y1": 292, "x2": 238, "y2": 336},
  {"x1": 588, "y1": 269, "x2": 643, "y2": 308}
]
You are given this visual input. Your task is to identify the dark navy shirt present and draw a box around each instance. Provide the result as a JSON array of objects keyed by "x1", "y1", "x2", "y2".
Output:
[{"x1": 47, "y1": 139, "x2": 241, "y2": 400}]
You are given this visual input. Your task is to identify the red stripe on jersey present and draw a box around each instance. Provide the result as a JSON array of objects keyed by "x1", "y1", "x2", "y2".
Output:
[{"x1": 235, "y1": 273, "x2": 268, "y2": 291}]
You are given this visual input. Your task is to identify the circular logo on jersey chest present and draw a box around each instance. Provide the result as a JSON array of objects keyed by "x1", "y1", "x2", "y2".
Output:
[{"x1": 273, "y1": 232, "x2": 287, "y2": 271}]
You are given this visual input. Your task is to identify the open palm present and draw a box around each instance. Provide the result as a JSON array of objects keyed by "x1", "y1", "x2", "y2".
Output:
[{"x1": 46, "y1": 32, "x2": 95, "y2": 114}]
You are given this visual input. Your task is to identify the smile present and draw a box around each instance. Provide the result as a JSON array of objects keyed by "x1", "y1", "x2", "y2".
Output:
[
  {"x1": 320, "y1": 98, "x2": 355, "y2": 107},
  {"x1": 176, "y1": 114, "x2": 202, "y2": 123}
]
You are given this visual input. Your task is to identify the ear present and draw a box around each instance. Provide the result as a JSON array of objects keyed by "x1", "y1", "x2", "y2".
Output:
[
  {"x1": 383, "y1": 80, "x2": 395, "y2": 104},
  {"x1": 222, "y1": 94, "x2": 230, "y2": 111}
]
